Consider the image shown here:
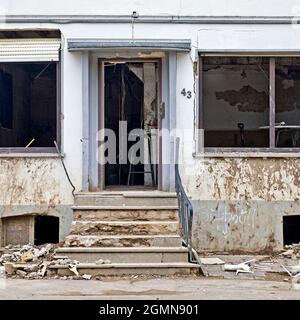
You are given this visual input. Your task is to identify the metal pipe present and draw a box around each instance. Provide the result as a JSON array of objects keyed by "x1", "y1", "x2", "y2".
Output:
[{"x1": 4, "y1": 15, "x2": 300, "y2": 24}]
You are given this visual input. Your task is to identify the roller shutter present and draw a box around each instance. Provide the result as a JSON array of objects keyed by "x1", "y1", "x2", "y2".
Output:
[{"x1": 0, "y1": 38, "x2": 61, "y2": 62}]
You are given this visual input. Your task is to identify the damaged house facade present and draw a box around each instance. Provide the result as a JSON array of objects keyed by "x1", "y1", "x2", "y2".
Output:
[{"x1": 0, "y1": 0, "x2": 300, "y2": 270}]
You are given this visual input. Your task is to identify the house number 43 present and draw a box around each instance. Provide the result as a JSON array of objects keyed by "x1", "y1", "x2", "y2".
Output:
[{"x1": 181, "y1": 88, "x2": 192, "y2": 99}]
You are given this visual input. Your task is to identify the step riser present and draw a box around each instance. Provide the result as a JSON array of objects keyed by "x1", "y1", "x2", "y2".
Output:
[
  {"x1": 54, "y1": 267, "x2": 198, "y2": 276},
  {"x1": 64, "y1": 236, "x2": 183, "y2": 248},
  {"x1": 75, "y1": 197, "x2": 178, "y2": 207},
  {"x1": 56, "y1": 252, "x2": 188, "y2": 263},
  {"x1": 70, "y1": 222, "x2": 179, "y2": 236},
  {"x1": 73, "y1": 210, "x2": 178, "y2": 221}
]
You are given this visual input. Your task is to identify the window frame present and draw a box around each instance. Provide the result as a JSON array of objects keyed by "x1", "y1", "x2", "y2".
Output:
[
  {"x1": 0, "y1": 60, "x2": 61, "y2": 154},
  {"x1": 198, "y1": 54, "x2": 300, "y2": 154}
]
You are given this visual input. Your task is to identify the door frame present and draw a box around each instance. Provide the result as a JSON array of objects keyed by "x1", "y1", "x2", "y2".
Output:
[{"x1": 98, "y1": 58, "x2": 163, "y2": 190}]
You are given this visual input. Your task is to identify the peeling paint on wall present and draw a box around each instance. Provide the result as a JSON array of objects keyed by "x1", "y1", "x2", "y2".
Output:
[
  {"x1": 0, "y1": 158, "x2": 74, "y2": 242},
  {"x1": 189, "y1": 158, "x2": 300, "y2": 201},
  {"x1": 186, "y1": 157, "x2": 300, "y2": 252},
  {"x1": 0, "y1": 158, "x2": 73, "y2": 206}
]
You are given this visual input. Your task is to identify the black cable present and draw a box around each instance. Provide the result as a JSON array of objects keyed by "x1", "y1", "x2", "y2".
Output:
[{"x1": 54, "y1": 140, "x2": 76, "y2": 197}]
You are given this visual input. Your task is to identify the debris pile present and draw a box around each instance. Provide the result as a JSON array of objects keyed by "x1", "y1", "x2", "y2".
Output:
[
  {"x1": 0, "y1": 243, "x2": 53, "y2": 265},
  {"x1": 281, "y1": 244, "x2": 300, "y2": 259},
  {"x1": 0, "y1": 243, "x2": 92, "y2": 280}
]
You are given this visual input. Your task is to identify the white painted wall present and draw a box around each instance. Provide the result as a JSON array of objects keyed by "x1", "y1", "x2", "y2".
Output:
[
  {"x1": 0, "y1": 0, "x2": 300, "y2": 16},
  {"x1": 1, "y1": 21, "x2": 299, "y2": 192},
  {"x1": 0, "y1": 3, "x2": 299, "y2": 205}
]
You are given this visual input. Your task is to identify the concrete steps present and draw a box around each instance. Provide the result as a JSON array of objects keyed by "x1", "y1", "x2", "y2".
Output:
[
  {"x1": 49, "y1": 262, "x2": 198, "y2": 276},
  {"x1": 73, "y1": 207, "x2": 178, "y2": 221},
  {"x1": 64, "y1": 234, "x2": 183, "y2": 247},
  {"x1": 75, "y1": 191, "x2": 178, "y2": 207},
  {"x1": 59, "y1": 191, "x2": 199, "y2": 276},
  {"x1": 55, "y1": 246, "x2": 188, "y2": 263},
  {"x1": 70, "y1": 220, "x2": 180, "y2": 236}
]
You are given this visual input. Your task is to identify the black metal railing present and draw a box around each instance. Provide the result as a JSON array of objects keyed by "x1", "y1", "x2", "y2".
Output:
[{"x1": 175, "y1": 138, "x2": 194, "y2": 261}]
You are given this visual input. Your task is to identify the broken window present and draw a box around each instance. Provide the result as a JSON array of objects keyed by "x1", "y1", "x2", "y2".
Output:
[
  {"x1": 200, "y1": 56, "x2": 300, "y2": 150},
  {"x1": 0, "y1": 30, "x2": 61, "y2": 150},
  {"x1": 201, "y1": 57, "x2": 269, "y2": 148},
  {"x1": 0, "y1": 63, "x2": 57, "y2": 148},
  {"x1": 0, "y1": 70, "x2": 13, "y2": 129},
  {"x1": 275, "y1": 58, "x2": 300, "y2": 148}
]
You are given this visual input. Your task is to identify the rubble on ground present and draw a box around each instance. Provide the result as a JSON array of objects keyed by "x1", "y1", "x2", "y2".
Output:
[
  {"x1": 200, "y1": 242, "x2": 300, "y2": 285},
  {"x1": 0, "y1": 243, "x2": 90, "y2": 280},
  {"x1": 281, "y1": 244, "x2": 300, "y2": 259},
  {"x1": 2, "y1": 242, "x2": 300, "y2": 284}
]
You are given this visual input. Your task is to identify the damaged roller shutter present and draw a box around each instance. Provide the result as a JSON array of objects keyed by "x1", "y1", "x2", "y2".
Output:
[{"x1": 0, "y1": 38, "x2": 61, "y2": 62}]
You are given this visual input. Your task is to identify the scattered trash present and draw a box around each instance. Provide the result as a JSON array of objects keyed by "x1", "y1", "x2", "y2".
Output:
[
  {"x1": 36, "y1": 244, "x2": 53, "y2": 258},
  {"x1": 282, "y1": 249, "x2": 294, "y2": 257},
  {"x1": 4, "y1": 263, "x2": 15, "y2": 275},
  {"x1": 39, "y1": 262, "x2": 51, "y2": 277},
  {"x1": 223, "y1": 260, "x2": 255, "y2": 275},
  {"x1": 281, "y1": 263, "x2": 300, "y2": 277},
  {"x1": 0, "y1": 243, "x2": 79, "y2": 280},
  {"x1": 16, "y1": 270, "x2": 27, "y2": 278},
  {"x1": 68, "y1": 263, "x2": 79, "y2": 276},
  {"x1": 96, "y1": 259, "x2": 105, "y2": 265},
  {"x1": 82, "y1": 274, "x2": 92, "y2": 280},
  {"x1": 292, "y1": 277, "x2": 300, "y2": 290},
  {"x1": 20, "y1": 251, "x2": 36, "y2": 263}
]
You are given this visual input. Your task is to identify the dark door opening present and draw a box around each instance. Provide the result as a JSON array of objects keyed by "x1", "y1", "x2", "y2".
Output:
[
  {"x1": 34, "y1": 215, "x2": 59, "y2": 245},
  {"x1": 104, "y1": 62, "x2": 158, "y2": 187},
  {"x1": 283, "y1": 215, "x2": 300, "y2": 245}
]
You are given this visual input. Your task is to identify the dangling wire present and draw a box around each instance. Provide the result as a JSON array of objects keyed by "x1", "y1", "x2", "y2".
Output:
[{"x1": 34, "y1": 63, "x2": 51, "y2": 80}]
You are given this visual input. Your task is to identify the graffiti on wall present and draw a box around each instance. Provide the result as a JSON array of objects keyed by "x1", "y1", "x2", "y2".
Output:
[{"x1": 203, "y1": 202, "x2": 257, "y2": 237}]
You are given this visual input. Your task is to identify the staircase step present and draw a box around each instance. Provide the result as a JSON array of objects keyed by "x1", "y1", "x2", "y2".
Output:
[
  {"x1": 75, "y1": 192, "x2": 177, "y2": 207},
  {"x1": 73, "y1": 208, "x2": 178, "y2": 221},
  {"x1": 64, "y1": 234, "x2": 183, "y2": 248},
  {"x1": 55, "y1": 246, "x2": 188, "y2": 263},
  {"x1": 49, "y1": 262, "x2": 199, "y2": 276},
  {"x1": 70, "y1": 220, "x2": 179, "y2": 236}
]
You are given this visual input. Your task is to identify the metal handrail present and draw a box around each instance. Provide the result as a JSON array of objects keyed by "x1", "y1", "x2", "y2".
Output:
[{"x1": 175, "y1": 137, "x2": 194, "y2": 261}]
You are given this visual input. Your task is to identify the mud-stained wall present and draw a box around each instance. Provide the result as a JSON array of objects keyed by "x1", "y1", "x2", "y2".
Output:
[
  {"x1": 185, "y1": 157, "x2": 300, "y2": 252},
  {"x1": 0, "y1": 157, "x2": 74, "y2": 243}
]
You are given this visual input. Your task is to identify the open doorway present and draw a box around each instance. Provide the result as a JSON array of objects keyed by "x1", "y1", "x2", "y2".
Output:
[{"x1": 102, "y1": 61, "x2": 159, "y2": 189}]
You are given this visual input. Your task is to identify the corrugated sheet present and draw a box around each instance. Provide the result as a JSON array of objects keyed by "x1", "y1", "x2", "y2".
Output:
[{"x1": 0, "y1": 38, "x2": 61, "y2": 62}]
